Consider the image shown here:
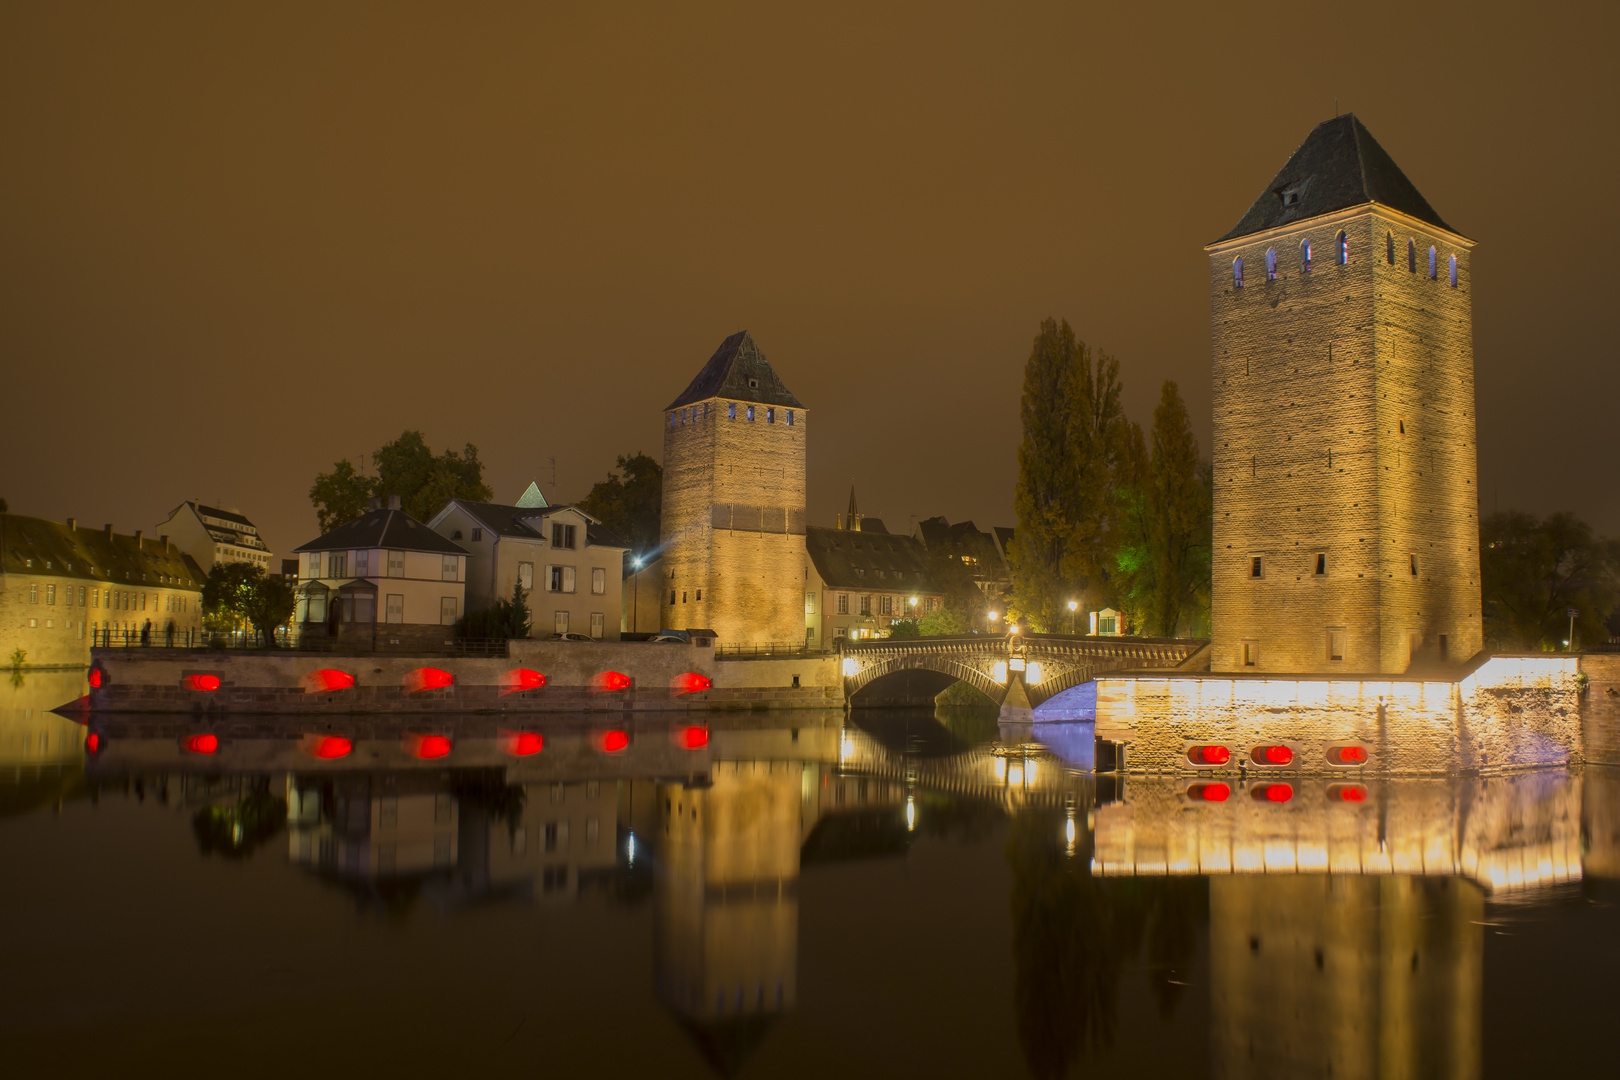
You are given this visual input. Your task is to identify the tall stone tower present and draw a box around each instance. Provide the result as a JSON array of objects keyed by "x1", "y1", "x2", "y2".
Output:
[
  {"x1": 1207, "y1": 115, "x2": 1481, "y2": 674},
  {"x1": 660, "y1": 331, "x2": 807, "y2": 645}
]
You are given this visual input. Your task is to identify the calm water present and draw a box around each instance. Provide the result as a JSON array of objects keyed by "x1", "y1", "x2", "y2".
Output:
[{"x1": 4, "y1": 669, "x2": 1618, "y2": 1079}]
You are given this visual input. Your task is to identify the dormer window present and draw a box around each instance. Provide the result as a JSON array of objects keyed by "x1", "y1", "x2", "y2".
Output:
[
  {"x1": 748, "y1": 378, "x2": 759, "y2": 389},
  {"x1": 1279, "y1": 186, "x2": 1303, "y2": 208}
]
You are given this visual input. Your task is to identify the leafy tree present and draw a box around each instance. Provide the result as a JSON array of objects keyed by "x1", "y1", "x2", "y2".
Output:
[
  {"x1": 1481, "y1": 510, "x2": 1619, "y2": 650},
  {"x1": 1008, "y1": 318, "x2": 1126, "y2": 631},
  {"x1": 918, "y1": 604, "x2": 972, "y2": 636},
  {"x1": 456, "y1": 578, "x2": 533, "y2": 641},
  {"x1": 1111, "y1": 382, "x2": 1212, "y2": 636},
  {"x1": 309, "y1": 431, "x2": 493, "y2": 532},
  {"x1": 887, "y1": 618, "x2": 921, "y2": 639},
  {"x1": 202, "y1": 563, "x2": 295, "y2": 646},
  {"x1": 578, "y1": 452, "x2": 663, "y2": 563},
  {"x1": 923, "y1": 541, "x2": 990, "y2": 626}
]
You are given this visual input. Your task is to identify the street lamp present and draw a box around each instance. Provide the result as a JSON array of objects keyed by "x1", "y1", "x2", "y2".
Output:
[
  {"x1": 1067, "y1": 599, "x2": 1078, "y2": 635},
  {"x1": 632, "y1": 555, "x2": 643, "y2": 633},
  {"x1": 988, "y1": 610, "x2": 999, "y2": 635}
]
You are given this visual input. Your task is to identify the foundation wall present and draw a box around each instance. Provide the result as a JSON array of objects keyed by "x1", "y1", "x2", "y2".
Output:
[{"x1": 1579, "y1": 654, "x2": 1620, "y2": 765}]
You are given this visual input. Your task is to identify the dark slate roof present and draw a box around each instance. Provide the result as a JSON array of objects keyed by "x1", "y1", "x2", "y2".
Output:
[
  {"x1": 1214, "y1": 114, "x2": 1456, "y2": 244},
  {"x1": 293, "y1": 508, "x2": 468, "y2": 555},
  {"x1": 193, "y1": 503, "x2": 257, "y2": 528},
  {"x1": 915, "y1": 516, "x2": 1011, "y2": 577},
  {"x1": 666, "y1": 331, "x2": 804, "y2": 410},
  {"x1": 0, "y1": 514, "x2": 207, "y2": 588},
  {"x1": 806, "y1": 525, "x2": 937, "y2": 592},
  {"x1": 447, "y1": 501, "x2": 628, "y2": 549},
  {"x1": 858, "y1": 518, "x2": 889, "y2": 535}
]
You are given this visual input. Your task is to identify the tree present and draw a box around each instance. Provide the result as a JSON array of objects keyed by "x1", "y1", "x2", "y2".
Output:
[
  {"x1": 309, "y1": 431, "x2": 494, "y2": 532},
  {"x1": 578, "y1": 452, "x2": 663, "y2": 563},
  {"x1": 1008, "y1": 318, "x2": 1126, "y2": 631},
  {"x1": 456, "y1": 578, "x2": 533, "y2": 641},
  {"x1": 1481, "y1": 510, "x2": 1619, "y2": 651},
  {"x1": 918, "y1": 604, "x2": 972, "y2": 636},
  {"x1": 202, "y1": 562, "x2": 295, "y2": 647},
  {"x1": 887, "y1": 618, "x2": 921, "y2": 639},
  {"x1": 1111, "y1": 382, "x2": 1212, "y2": 636}
]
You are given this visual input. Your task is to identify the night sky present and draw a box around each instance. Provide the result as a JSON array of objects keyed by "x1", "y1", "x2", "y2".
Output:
[{"x1": 3, "y1": 2, "x2": 1615, "y2": 558}]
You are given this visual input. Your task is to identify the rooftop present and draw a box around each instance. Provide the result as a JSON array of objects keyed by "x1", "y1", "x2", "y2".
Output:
[
  {"x1": 806, "y1": 525, "x2": 937, "y2": 592},
  {"x1": 666, "y1": 331, "x2": 805, "y2": 411},
  {"x1": 293, "y1": 508, "x2": 469, "y2": 556},
  {"x1": 0, "y1": 514, "x2": 207, "y2": 588}
]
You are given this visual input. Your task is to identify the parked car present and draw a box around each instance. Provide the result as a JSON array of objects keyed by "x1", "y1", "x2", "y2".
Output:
[{"x1": 551, "y1": 632, "x2": 594, "y2": 642}]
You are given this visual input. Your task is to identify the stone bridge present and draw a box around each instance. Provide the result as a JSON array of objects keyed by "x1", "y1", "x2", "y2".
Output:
[{"x1": 836, "y1": 633, "x2": 1206, "y2": 713}]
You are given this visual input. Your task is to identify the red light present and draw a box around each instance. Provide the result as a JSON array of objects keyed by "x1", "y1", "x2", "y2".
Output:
[
  {"x1": 1252, "y1": 783, "x2": 1293, "y2": 803},
  {"x1": 1188, "y1": 782, "x2": 1230, "y2": 802},
  {"x1": 304, "y1": 669, "x2": 356, "y2": 693},
  {"x1": 671, "y1": 672, "x2": 712, "y2": 695},
  {"x1": 592, "y1": 671, "x2": 632, "y2": 693},
  {"x1": 600, "y1": 729, "x2": 629, "y2": 753},
  {"x1": 1192, "y1": 745, "x2": 1230, "y2": 765},
  {"x1": 679, "y1": 725, "x2": 709, "y2": 749},
  {"x1": 308, "y1": 735, "x2": 352, "y2": 760},
  {"x1": 1258, "y1": 745, "x2": 1294, "y2": 765},
  {"x1": 184, "y1": 674, "x2": 221, "y2": 692},
  {"x1": 85, "y1": 733, "x2": 101, "y2": 755},
  {"x1": 1330, "y1": 784, "x2": 1368, "y2": 803},
  {"x1": 184, "y1": 734, "x2": 219, "y2": 755},
  {"x1": 413, "y1": 734, "x2": 452, "y2": 759},
  {"x1": 88, "y1": 668, "x2": 103, "y2": 688},
  {"x1": 505, "y1": 731, "x2": 544, "y2": 756},
  {"x1": 500, "y1": 669, "x2": 546, "y2": 695},
  {"x1": 1334, "y1": 745, "x2": 1368, "y2": 765},
  {"x1": 404, "y1": 667, "x2": 454, "y2": 694}
]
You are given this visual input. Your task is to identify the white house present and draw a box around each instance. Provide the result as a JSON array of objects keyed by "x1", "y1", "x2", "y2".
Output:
[
  {"x1": 291, "y1": 497, "x2": 468, "y2": 649},
  {"x1": 155, "y1": 501, "x2": 275, "y2": 572}
]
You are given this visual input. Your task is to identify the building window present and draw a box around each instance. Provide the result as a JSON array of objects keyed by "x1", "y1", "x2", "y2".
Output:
[
  {"x1": 518, "y1": 562, "x2": 533, "y2": 590},
  {"x1": 1243, "y1": 642, "x2": 1258, "y2": 667},
  {"x1": 1386, "y1": 231, "x2": 1394, "y2": 264},
  {"x1": 440, "y1": 597, "x2": 458, "y2": 625},
  {"x1": 703, "y1": 403, "x2": 709, "y2": 420},
  {"x1": 441, "y1": 555, "x2": 458, "y2": 581},
  {"x1": 1327, "y1": 630, "x2": 1345, "y2": 661},
  {"x1": 695, "y1": 588, "x2": 702, "y2": 601},
  {"x1": 670, "y1": 590, "x2": 676, "y2": 605},
  {"x1": 728, "y1": 402, "x2": 737, "y2": 419},
  {"x1": 1301, "y1": 239, "x2": 1312, "y2": 272},
  {"x1": 1409, "y1": 554, "x2": 1419, "y2": 577},
  {"x1": 30, "y1": 583, "x2": 38, "y2": 603},
  {"x1": 552, "y1": 523, "x2": 576, "y2": 549},
  {"x1": 1407, "y1": 239, "x2": 1416, "y2": 273},
  {"x1": 1428, "y1": 245, "x2": 1437, "y2": 279},
  {"x1": 590, "y1": 612, "x2": 605, "y2": 639},
  {"x1": 669, "y1": 412, "x2": 677, "y2": 427},
  {"x1": 766, "y1": 407, "x2": 775, "y2": 423},
  {"x1": 388, "y1": 550, "x2": 405, "y2": 577},
  {"x1": 1265, "y1": 247, "x2": 1277, "y2": 280},
  {"x1": 46, "y1": 585, "x2": 55, "y2": 605},
  {"x1": 79, "y1": 587, "x2": 86, "y2": 605},
  {"x1": 837, "y1": 593, "x2": 848, "y2": 615},
  {"x1": 787, "y1": 409, "x2": 795, "y2": 425},
  {"x1": 548, "y1": 565, "x2": 576, "y2": 593},
  {"x1": 1449, "y1": 254, "x2": 1458, "y2": 287},
  {"x1": 591, "y1": 567, "x2": 606, "y2": 594},
  {"x1": 386, "y1": 594, "x2": 404, "y2": 623},
  {"x1": 805, "y1": 591, "x2": 815, "y2": 614},
  {"x1": 554, "y1": 611, "x2": 569, "y2": 636},
  {"x1": 1232, "y1": 256, "x2": 1244, "y2": 288},
  {"x1": 1336, "y1": 230, "x2": 1348, "y2": 265},
  {"x1": 1315, "y1": 553, "x2": 1327, "y2": 576},
  {"x1": 681, "y1": 591, "x2": 687, "y2": 603},
  {"x1": 92, "y1": 588, "x2": 99, "y2": 608},
  {"x1": 880, "y1": 595, "x2": 893, "y2": 615},
  {"x1": 471, "y1": 528, "x2": 482, "y2": 542},
  {"x1": 308, "y1": 553, "x2": 323, "y2": 578},
  {"x1": 1250, "y1": 556, "x2": 1263, "y2": 578},
  {"x1": 860, "y1": 595, "x2": 871, "y2": 616},
  {"x1": 746, "y1": 405, "x2": 756, "y2": 421},
  {"x1": 355, "y1": 550, "x2": 369, "y2": 577}
]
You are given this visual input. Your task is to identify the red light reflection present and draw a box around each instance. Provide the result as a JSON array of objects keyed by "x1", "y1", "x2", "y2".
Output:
[
  {"x1": 1192, "y1": 745, "x2": 1230, "y2": 766},
  {"x1": 184, "y1": 734, "x2": 219, "y2": 754},
  {"x1": 404, "y1": 667, "x2": 454, "y2": 694},
  {"x1": 670, "y1": 672, "x2": 712, "y2": 695},
  {"x1": 1330, "y1": 784, "x2": 1368, "y2": 803},
  {"x1": 599, "y1": 729, "x2": 629, "y2": 753},
  {"x1": 307, "y1": 735, "x2": 352, "y2": 760},
  {"x1": 184, "y1": 674, "x2": 221, "y2": 692},
  {"x1": 303, "y1": 669, "x2": 356, "y2": 693},
  {"x1": 505, "y1": 731, "x2": 544, "y2": 756},
  {"x1": 592, "y1": 671, "x2": 632, "y2": 693},
  {"x1": 1334, "y1": 746, "x2": 1368, "y2": 765},
  {"x1": 678, "y1": 726, "x2": 709, "y2": 749},
  {"x1": 85, "y1": 733, "x2": 102, "y2": 755},
  {"x1": 88, "y1": 668, "x2": 103, "y2": 688},
  {"x1": 1188, "y1": 782, "x2": 1230, "y2": 802},
  {"x1": 500, "y1": 669, "x2": 546, "y2": 695},
  {"x1": 1253, "y1": 783, "x2": 1294, "y2": 803},
  {"x1": 413, "y1": 734, "x2": 452, "y2": 759}
]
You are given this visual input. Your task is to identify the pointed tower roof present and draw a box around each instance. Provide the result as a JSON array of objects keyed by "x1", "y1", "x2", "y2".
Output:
[
  {"x1": 846, "y1": 485, "x2": 859, "y2": 527},
  {"x1": 666, "y1": 331, "x2": 804, "y2": 410},
  {"x1": 1213, "y1": 114, "x2": 1459, "y2": 244},
  {"x1": 515, "y1": 481, "x2": 549, "y2": 509}
]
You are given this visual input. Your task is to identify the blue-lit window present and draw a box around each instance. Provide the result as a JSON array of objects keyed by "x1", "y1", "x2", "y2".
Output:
[
  {"x1": 1301, "y1": 239, "x2": 1312, "y2": 272},
  {"x1": 1449, "y1": 254, "x2": 1458, "y2": 288},
  {"x1": 787, "y1": 410, "x2": 794, "y2": 425},
  {"x1": 766, "y1": 408, "x2": 774, "y2": 423},
  {"x1": 747, "y1": 405, "x2": 755, "y2": 421},
  {"x1": 728, "y1": 402, "x2": 736, "y2": 419},
  {"x1": 1265, "y1": 248, "x2": 1277, "y2": 281},
  {"x1": 1233, "y1": 257, "x2": 1244, "y2": 288}
]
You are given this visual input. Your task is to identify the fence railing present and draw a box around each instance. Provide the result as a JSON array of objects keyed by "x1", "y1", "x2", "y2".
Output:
[
  {"x1": 714, "y1": 642, "x2": 830, "y2": 660},
  {"x1": 91, "y1": 627, "x2": 508, "y2": 657}
]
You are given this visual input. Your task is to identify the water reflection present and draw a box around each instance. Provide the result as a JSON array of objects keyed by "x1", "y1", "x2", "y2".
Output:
[{"x1": 4, "y1": 696, "x2": 1620, "y2": 1076}]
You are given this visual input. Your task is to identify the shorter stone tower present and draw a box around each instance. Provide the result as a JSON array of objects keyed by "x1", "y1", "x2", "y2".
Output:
[{"x1": 660, "y1": 331, "x2": 807, "y2": 645}]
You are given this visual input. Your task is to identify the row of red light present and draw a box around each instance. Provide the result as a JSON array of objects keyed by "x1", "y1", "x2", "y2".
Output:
[
  {"x1": 90, "y1": 726, "x2": 711, "y2": 760},
  {"x1": 1188, "y1": 744, "x2": 1369, "y2": 767},
  {"x1": 1186, "y1": 781, "x2": 1368, "y2": 804},
  {"x1": 104, "y1": 667, "x2": 715, "y2": 696}
]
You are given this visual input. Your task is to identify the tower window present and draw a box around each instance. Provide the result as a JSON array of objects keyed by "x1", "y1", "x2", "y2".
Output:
[
  {"x1": 1265, "y1": 248, "x2": 1277, "y2": 281},
  {"x1": 748, "y1": 378, "x2": 759, "y2": 389},
  {"x1": 695, "y1": 589, "x2": 701, "y2": 601},
  {"x1": 1232, "y1": 257, "x2": 1243, "y2": 288},
  {"x1": 1399, "y1": 419, "x2": 1405, "y2": 436},
  {"x1": 787, "y1": 409, "x2": 794, "y2": 425},
  {"x1": 1315, "y1": 553, "x2": 1327, "y2": 576},
  {"x1": 669, "y1": 412, "x2": 677, "y2": 427},
  {"x1": 1327, "y1": 630, "x2": 1345, "y2": 661},
  {"x1": 1428, "y1": 246, "x2": 1438, "y2": 279},
  {"x1": 1301, "y1": 239, "x2": 1312, "y2": 272},
  {"x1": 1243, "y1": 642, "x2": 1258, "y2": 667},
  {"x1": 1250, "y1": 556, "x2": 1263, "y2": 578},
  {"x1": 728, "y1": 402, "x2": 737, "y2": 419},
  {"x1": 1409, "y1": 554, "x2": 1418, "y2": 577},
  {"x1": 766, "y1": 407, "x2": 775, "y2": 423},
  {"x1": 1449, "y1": 254, "x2": 1458, "y2": 288},
  {"x1": 1336, "y1": 231, "x2": 1348, "y2": 265},
  {"x1": 746, "y1": 405, "x2": 755, "y2": 421},
  {"x1": 1408, "y1": 239, "x2": 1416, "y2": 273},
  {"x1": 1386, "y1": 232, "x2": 1394, "y2": 264}
]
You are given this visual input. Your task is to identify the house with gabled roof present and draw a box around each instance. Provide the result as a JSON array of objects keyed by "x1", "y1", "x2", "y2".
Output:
[
  {"x1": 155, "y1": 500, "x2": 275, "y2": 573},
  {"x1": 428, "y1": 494, "x2": 628, "y2": 640}
]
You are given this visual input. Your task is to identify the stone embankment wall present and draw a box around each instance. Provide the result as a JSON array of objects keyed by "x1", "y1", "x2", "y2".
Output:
[
  {"x1": 1096, "y1": 655, "x2": 1580, "y2": 775},
  {"x1": 83, "y1": 640, "x2": 840, "y2": 714},
  {"x1": 1580, "y1": 655, "x2": 1620, "y2": 766}
]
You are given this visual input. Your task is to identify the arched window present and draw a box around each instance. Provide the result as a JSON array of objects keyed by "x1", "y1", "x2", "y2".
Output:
[
  {"x1": 1337, "y1": 231, "x2": 1348, "y2": 265},
  {"x1": 1233, "y1": 256, "x2": 1244, "y2": 288},
  {"x1": 1428, "y1": 245, "x2": 1437, "y2": 279},
  {"x1": 1386, "y1": 232, "x2": 1394, "y2": 264},
  {"x1": 1407, "y1": 239, "x2": 1416, "y2": 273},
  {"x1": 1301, "y1": 239, "x2": 1312, "y2": 272},
  {"x1": 1448, "y1": 254, "x2": 1458, "y2": 288},
  {"x1": 1265, "y1": 248, "x2": 1277, "y2": 281}
]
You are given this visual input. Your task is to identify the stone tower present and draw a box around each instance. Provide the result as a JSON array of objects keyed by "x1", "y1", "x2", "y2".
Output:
[
  {"x1": 1207, "y1": 115, "x2": 1481, "y2": 674},
  {"x1": 660, "y1": 331, "x2": 807, "y2": 645}
]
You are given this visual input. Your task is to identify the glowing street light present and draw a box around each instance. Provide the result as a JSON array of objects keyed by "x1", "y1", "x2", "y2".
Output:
[
  {"x1": 988, "y1": 610, "x2": 999, "y2": 635},
  {"x1": 1067, "y1": 599, "x2": 1078, "y2": 635}
]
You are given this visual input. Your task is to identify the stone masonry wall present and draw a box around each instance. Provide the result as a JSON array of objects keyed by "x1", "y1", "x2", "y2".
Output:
[
  {"x1": 1209, "y1": 208, "x2": 1480, "y2": 674},
  {"x1": 1580, "y1": 654, "x2": 1620, "y2": 765}
]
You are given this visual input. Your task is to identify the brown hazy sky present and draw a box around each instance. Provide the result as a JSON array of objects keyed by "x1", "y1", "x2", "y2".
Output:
[{"x1": 3, "y1": 1, "x2": 1616, "y2": 557}]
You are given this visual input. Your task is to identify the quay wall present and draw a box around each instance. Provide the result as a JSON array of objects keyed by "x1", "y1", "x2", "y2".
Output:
[
  {"x1": 1579, "y1": 654, "x2": 1620, "y2": 766},
  {"x1": 83, "y1": 640, "x2": 840, "y2": 714},
  {"x1": 1095, "y1": 654, "x2": 1581, "y2": 775}
]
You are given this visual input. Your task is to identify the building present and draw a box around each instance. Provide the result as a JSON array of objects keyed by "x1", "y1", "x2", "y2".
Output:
[
  {"x1": 0, "y1": 513, "x2": 206, "y2": 665},
  {"x1": 1206, "y1": 115, "x2": 1480, "y2": 674},
  {"x1": 660, "y1": 331, "x2": 808, "y2": 646},
  {"x1": 805, "y1": 519, "x2": 942, "y2": 645},
  {"x1": 155, "y1": 501, "x2": 275, "y2": 572},
  {"x1": 914, "y1": 515, "x2": 1012, "y2": 603},
  {"x1": 291, "y1": 497, "x2": 468, "y2": 649},
  {"x1": 428, "y1": 495, "x2": 628, "y2": 640}
]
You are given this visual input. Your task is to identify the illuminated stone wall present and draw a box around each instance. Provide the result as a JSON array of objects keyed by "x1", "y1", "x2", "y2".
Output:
[
  {"x1": 660, "y1": 399, "x2": 807, "y2": 645},
  {"x1": 1096, "y1": 656, "x2": 1580, "y2": 774},
  {"x1": 1579, "y1": 655, "x2": 1620, "y2": 766},
  {"x1": 1208, "y1": 207, "x2": 1482, "y2": 674}
]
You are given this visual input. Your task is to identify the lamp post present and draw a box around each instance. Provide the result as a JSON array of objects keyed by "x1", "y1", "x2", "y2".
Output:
[
  {"x1": 988, "y1": 610, "x2": 999, "y2": 635},
  {"x1": 632, "y1": 555, "x2": 643, "y2": 634},
  {"x1": 1067, "y1": 599, "x2": 1078, "y2": 635}
]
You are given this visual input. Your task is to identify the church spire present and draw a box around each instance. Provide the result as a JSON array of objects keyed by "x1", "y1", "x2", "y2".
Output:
[{"x1": 846, "y1": 485, "x2": 861, "y2": 532}]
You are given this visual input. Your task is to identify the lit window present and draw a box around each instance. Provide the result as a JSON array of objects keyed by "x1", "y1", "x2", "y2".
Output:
[
  {"x1": 787, "y1": 409, "x2": 795, "y2": 425},
  {"x1": 766, "y1": 407, "x2": 774, "y2": 423},
  {"x1": 728, "y1": 402, "x2": 737, "y2": 419},
  {"x1": 591, "y1": 567, "x2": 606, "y2": 594},
  {"x1": 518, "y1": 562, "x2": 533, "y2": 590},
  {"x1": 1301, "y1": 239, "x2": 1312, "y2": 272},
  {"x1": 30, "y1": 583, "x2": 38, "y2": 603},
  {"x1": 1386, "y1": 232, "x2": 1394, "y2": 264},
  {"x1": 1449, "y1": 254, "x2": 1458, "y2": 287},
  {"x1": 746, "y1": 405, "x2": 755, "y2": 421},
  {"x1": 1336, "y1": 230, "x2": 1348, "y2": 265},
  {"x1": 669, "y1": 412, "x2": 676, "y2": 427},
  {"x1": 1428, "y1": 245, "x2": 1437, "y2": 279},
  {"x1": 46, "y1": 585, "x2": 55, "y2": 605},
  {"x1": 1265, "y1": 247, "x2": 1277, "y2": 281},
  {"x1": 1232, "y1": 256, "x2": 1244, "y2": 288}
]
